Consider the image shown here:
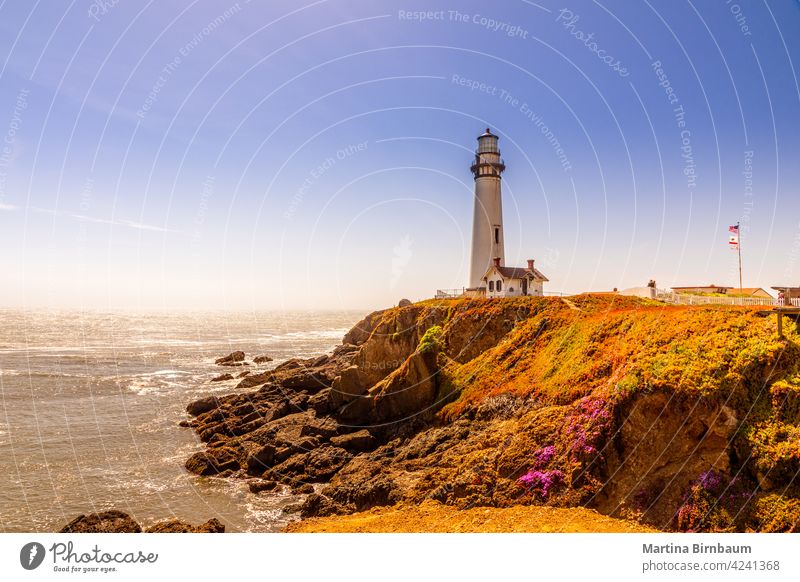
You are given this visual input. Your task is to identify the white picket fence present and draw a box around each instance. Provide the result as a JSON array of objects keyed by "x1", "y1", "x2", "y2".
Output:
[
  {"x1": 655, "y1": 290, "x2": 798, "y2": 307},
  {"x1": 434, "y1": 288, "x2": 465, "y2": 299}
]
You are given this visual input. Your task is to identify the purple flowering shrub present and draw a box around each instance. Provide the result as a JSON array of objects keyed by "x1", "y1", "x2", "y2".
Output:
[
  {"x1": 563, "y1": 397, "x2": 613, "y2": 461},
  {"x1": 531, "y1": 445, "x2": 555, "y2": 468},
  {"x1": 516, "y1": 397, "x2": 613, "y2": 502},
  {"x1": 676, "y1": 469, "x2": 756, "y2": 532},
  {"x1": 517, "y1": 469, "x2": 566, "y2": 499}
]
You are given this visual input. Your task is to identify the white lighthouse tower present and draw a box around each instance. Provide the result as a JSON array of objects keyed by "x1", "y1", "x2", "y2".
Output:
[{"x1": 468, "y1": 128, "x2": 506, "y2": 289}]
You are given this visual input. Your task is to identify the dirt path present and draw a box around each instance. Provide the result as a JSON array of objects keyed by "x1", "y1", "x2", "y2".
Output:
[{"x1": 285, "y1": 501, "x2": 657, "y2": 533}]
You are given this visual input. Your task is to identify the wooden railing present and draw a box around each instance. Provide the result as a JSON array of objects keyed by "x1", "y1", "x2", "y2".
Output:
[
  {"x1": 434, "y1": 288, "x2": 465, "y2": 299},
  {"x1": 658, "y1": 291, "x2": 781, "y2": 307}
]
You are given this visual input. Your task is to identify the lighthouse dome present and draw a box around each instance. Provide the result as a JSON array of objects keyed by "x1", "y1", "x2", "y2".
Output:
[{"x1": 477, "y1": 128, "x2": 500, "y2": 154}]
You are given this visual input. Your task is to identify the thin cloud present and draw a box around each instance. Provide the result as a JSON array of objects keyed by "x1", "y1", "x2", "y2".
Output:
[
  {"x1": 27, "y1": 206, "x2": 183, "y2": 234},
  {"x1": 0, "y1": 203, "x2": 17, "y2": 211}
]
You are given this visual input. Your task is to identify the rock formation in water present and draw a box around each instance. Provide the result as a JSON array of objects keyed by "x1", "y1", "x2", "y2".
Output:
[
  {"x1": 60, "y1": 511, "x2": 224, "y2": 533},
  {"x1": 181, "y1": 295, "x2": 800, "y2": 532}
]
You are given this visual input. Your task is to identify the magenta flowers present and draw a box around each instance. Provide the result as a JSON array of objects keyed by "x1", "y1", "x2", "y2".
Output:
[{"x1": 517, "y1": 469, "x2": 566, "y2": 499}]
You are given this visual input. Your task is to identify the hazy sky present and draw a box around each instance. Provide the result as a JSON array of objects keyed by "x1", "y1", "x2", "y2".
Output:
[{"x1": 1, "y1": 0, "x2": 799, "y2": 310}]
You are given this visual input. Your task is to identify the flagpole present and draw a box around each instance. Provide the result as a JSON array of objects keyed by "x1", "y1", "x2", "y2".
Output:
[{"x1": 737, "y1": 222, "x2": 743, "y2": 294}]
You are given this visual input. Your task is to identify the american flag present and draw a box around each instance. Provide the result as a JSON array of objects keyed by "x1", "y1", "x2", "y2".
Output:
[{"x1": 729, "y1": 224, "x2": 740, "y2": 249}]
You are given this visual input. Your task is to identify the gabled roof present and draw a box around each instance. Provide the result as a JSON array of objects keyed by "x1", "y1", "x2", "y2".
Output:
[
  {"x1": 483, "y1": 265, "x2": 549, "y2": 282},
  {"x1": 736, "y1": 287, "x2": 770, "y2": 296},
  {"x1": 672, "y1": 285, "x2": 728, "y2": 290},
  {"x1": 672, "y1": 285, "x2": 770, "y2": 296}
]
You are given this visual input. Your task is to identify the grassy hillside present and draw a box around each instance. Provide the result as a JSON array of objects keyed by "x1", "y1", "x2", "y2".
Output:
[{"x1": 363, "y1": 294, "x2": 800, "y2": 531}]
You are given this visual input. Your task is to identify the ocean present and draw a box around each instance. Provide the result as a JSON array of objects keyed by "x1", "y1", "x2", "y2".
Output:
[{"x1": 0, "y1": 309, "x2": 363, "y2": 532}]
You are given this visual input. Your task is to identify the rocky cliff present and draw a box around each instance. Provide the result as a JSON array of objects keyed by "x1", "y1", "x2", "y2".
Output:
[{"x1": 182, "y1": 295, "x2": 800, "y2": 532}]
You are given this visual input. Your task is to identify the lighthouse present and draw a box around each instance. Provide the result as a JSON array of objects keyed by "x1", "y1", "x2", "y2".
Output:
[{"x1": 468, "y1": 128, "x2": 506, "y2": 289}]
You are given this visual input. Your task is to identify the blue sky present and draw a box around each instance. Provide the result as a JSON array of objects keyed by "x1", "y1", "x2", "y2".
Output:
[{"x1": 1, "y1": 0, "x2": 799, "y2": 310}]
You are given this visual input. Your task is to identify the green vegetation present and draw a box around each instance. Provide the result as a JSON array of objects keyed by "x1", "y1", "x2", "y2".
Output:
[{"x1": 418, "y1": 325, "x2": 444, "y2": 354}]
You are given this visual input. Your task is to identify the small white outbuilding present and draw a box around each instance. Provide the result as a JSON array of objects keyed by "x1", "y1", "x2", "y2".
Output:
[{"x1": 482, "y1": 258, "x2": 549, "y2": 298}]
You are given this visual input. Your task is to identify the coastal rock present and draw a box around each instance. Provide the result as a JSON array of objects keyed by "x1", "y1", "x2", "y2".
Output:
[
  {"x1": 275, "y1": 358, "x2": 303, "y2": 372},
  {"x1": 211, "y1": 373, "x2": 234, "y2": 382},
  {"x1": 292, "y1": 483, "x2": 315, "y2": 495},
  {"x1": 234, "y1": 351, "x2": 352, "y2": 392},
  {"x1": 308, "y1": 388, "x2": 332, "y2": 414},
  {"x1": 282, "y1": 502, "x2": 305, "y2": 514},
  {"x1": 254, "y1": 355, "x2": 274, "y2": 364},
  {"x1": 330, "y1": 429, "x2": 376, "y2": 452},
  {"x1": 330, "y1": 365, "x2": 368, "y2": 408},
  {"x1": 342, "y1": 309, "x2": 387, "y2": 346},
  {"x1": 338, "y1": 347, "x2": 440, "y2": 424},
  {"x1": 269, "y1": 446, "x2": 352, "y2": 482},
  {"x1": 331, "y1": 305, "x2": 450, "y2": 413},
  {"x1": 192, "y1": 518, "x2": 226, "y2": 533},
  {"x1": 301, "y1": 456, "x2": 399, "y2": 517},
  {"x1": 249, "y1": 479, "x2": 278, "y2": 494},
  {"x1": 236, "y1": 371, "x2": 275, "y2": 389},
  {"x1": 186, "y1": 395, "x2": 221, "y2": 416},
  {"x1": 444, "y1": 304, "x2": 533, "y2": 363},
  {"x1": 370, "y1": 348, "x2": 440, "y2": 422},
  {"x1": 245, "y1": 444, "x2": 277, "y2": 476},
  {"x1": 596, "y1": 392, "x2": 739, "y2": 526},
  {"x1": 300, "y1": 493, "x2": 345, "y2": 517},
  {"x1": 280, "y1": 369, "x2": 333, "y2": 393},
  {"x1": 60, "y1": 511, "x2": 142, "y2": 533},
  {"x1": 215, "y1": 351, "x2": 245, "y2": 365},
  {"x1": 398, "y1": 298, "x2": 412, "y2": 307},
  {"x1": 185, "y1": 447, "x2": 241, "y2": 476},
  {"x1": 145, "y1": 518, "x2": 225, "y2": 533},
  {"x1": 332, "y1": 344, "x2": 360, "y2": 358}
]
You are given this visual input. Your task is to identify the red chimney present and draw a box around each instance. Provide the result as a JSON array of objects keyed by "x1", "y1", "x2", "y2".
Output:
[
  {"x1": 493, "y1": 257, "x2": 501, "y2": 267},
  {"x1": 527, "y1": 259, "x2": 534, "y2": 270}
]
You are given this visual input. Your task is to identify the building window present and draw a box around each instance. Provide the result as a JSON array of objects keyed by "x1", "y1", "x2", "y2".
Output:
[
  {"x1": 509, "y1": 287, "x2": 514, "y2": 293},
  {"x1": 494, "y1": 228, "x2": 499, "y2": 244},
  {"x1": 488, "y1": 281, "x2": 494, "y2": 292},
  {"x1": 496, "y1": 280, "x2": 502, "y2": 292}
]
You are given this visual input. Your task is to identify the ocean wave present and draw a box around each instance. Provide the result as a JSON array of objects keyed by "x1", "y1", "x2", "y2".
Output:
[
  {"x1": 0, "y1": 346, "x2": 105, "y2": 355},
  {"x1": 130, "y1": 338, "x2": 211, "y2": 346},
  {"x1": 134, "y1": 370, "x2": 191, "y2": 378},
  {"x1": 286, "y1": 328, "x2": 348, "y2": 339},
  {"x1": 126, "y1": 378, "x2": 188, "y2": 396},
  {"x1": 259, "y1": 329, "x2": 348, "y2": 342},
  {"x1": 0, "y1": 369, "x2": 92, "y2": 379}
]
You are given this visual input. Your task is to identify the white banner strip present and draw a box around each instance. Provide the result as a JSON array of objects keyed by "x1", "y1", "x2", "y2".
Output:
[{"x1": 1, "y1": 533, "x2": 798, "y2": 581}]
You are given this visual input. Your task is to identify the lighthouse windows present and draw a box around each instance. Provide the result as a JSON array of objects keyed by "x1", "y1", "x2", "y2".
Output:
[{"x1": 494, "y1": 228, "x2": 500, "y2": 244}]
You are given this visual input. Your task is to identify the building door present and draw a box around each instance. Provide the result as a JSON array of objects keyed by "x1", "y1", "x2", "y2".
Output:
[{"x1": 522, "y1": 278, "x2": 528, "y2": 296}]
